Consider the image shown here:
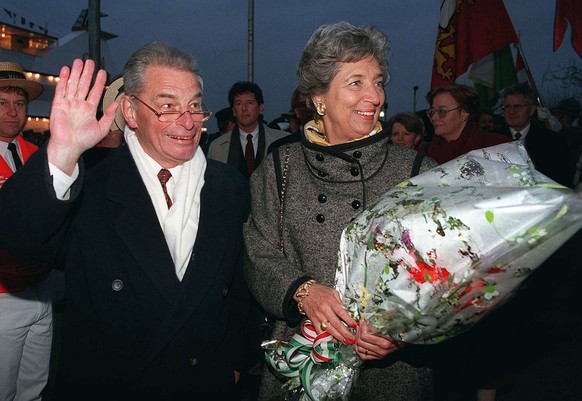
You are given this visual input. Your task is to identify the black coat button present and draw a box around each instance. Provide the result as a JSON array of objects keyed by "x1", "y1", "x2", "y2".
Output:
[
  {"x1": 316, "y1": 153, "x2": 324, "y2": 161},
  {"x1": 350, "y1": 167, "x2": 359, "y2": 176},
  {"x1": 353, "y1": 151, "x2": 362, "y2": 158},
  {"x1": 222, "y1": 288, "x2": 229, "y2": 297},
  {"x1": 318, "y1": 194, "x2": 327, "y2": 203},
  {"x1": 316, "y1": 214, "x2": 325, "y2": 223},
  {"x1": 112, "y1": 279, "x2": 123, "y2": 291},
  {"x1": 352, "y1": 200, "x2": 361, "y2": 209},
  {"x1": 318, "y1": 171, "x2": 327, "y2": 177},
  {"x1": 190, "y1": 357, "x2": 198, "y2": 366}
]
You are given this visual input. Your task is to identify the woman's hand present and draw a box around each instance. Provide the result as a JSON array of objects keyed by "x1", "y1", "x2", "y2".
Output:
[
  {"x1": 297, "y1": 283, "x2": 357, "y2": 345},
  {"x1": 47, "y1": 58, "x2": 118, "y2": 175},
  {"x1": 354, "y1": 320, "x2": 400, "y2": 361}
]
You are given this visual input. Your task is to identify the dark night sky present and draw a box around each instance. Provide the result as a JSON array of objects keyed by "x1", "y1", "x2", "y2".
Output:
[{"x1": 7, "y1": 0, "x2": 581, "y2": 132}]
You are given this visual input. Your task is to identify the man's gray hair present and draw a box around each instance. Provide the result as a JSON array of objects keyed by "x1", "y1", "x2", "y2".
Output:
[
  {"x1": 501, "y1": 83, "x2": 537, "y2": 105},
  {"x1": 123, "y1": 41, "x2": 202, "y2": 96}
]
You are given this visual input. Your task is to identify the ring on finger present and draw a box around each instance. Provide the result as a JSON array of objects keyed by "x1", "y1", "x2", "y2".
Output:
[{"x1": 321, "y1": 321, "x2": 330, "y2": 331}]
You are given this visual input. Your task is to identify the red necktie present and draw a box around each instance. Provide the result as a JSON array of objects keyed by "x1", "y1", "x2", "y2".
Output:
[
  {"x1": 157, "y1": 169, "x2": 173, "y2": 209},
  {"x1": 245, "y1": 134, "x2": 255, "y2": 177}
]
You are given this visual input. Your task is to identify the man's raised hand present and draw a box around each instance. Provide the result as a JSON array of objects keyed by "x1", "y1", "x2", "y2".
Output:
[{"x1": 47, "y1": 59, "x2": 119, "y2": 175}]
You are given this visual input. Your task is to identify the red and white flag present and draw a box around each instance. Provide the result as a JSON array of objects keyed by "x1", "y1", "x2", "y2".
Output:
[
  {"x1": 431, "y1": 0, "x2": 519, "y2": 88},
  {"x1": 554, "y1": 0, "x2": 582, "y2": 57}
]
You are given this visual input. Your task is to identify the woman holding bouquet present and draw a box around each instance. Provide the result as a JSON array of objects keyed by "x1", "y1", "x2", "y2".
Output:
[{"x1": 244, "y1": 21, "x2": 437, "y2": 401}]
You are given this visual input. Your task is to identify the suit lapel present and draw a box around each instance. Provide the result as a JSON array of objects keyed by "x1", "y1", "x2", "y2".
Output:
[
  {"x1": 106, "y1": 147, "x2": 180, "y2": 302},
  {"x1": 226, "y1": 128, "x2": 247, "y2": 176},
  {"x1": 181, "y1": 170, "x2": 228, "y2": 291}
]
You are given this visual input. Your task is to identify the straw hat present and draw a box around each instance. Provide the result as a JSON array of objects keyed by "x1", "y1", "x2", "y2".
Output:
[
  {"x1": 103, "y1": 77, "x2": 126, "y2": 132},
  {"x1": 0, "y1": 62, "x2": 43, "y2": 100}
]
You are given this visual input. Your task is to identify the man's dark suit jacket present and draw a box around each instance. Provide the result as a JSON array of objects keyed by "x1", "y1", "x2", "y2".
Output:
[
  {"x1": 501, "y1": 121, "x2": 575, "y2": 188},
  {"x1": 0, "y1": 145, "x2": 251, "y2": 400}
]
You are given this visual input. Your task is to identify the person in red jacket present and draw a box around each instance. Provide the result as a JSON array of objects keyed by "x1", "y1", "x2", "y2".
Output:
[
  {"x1": 0, "y1": 62, "x2": 51, "y2": 401},
  {"x1": 425, "y1": 84, "x2": 510, "y2": 165}
]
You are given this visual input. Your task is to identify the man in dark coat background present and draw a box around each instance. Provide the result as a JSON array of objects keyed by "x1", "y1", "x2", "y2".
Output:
[
  {"x1": 0, "y1": 42, "x2": 251, "y2": 400},
  {"x1": 500, "y1": 83, "x2": 575, "y2": 187}
]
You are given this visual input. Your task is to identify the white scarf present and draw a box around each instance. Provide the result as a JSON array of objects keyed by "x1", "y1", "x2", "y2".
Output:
[{"x1": 125, "y1": 127, "x2": 207, "y2": 280}]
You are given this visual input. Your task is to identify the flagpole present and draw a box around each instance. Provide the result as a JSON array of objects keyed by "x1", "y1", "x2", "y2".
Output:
[
  {"x1": 514, "y1": 42, "x2": 557, "y2": 130},
  {"x1": 413, "y1": 86, "x2": 419, "y2": 112},
  {"x1": 514, "y1": 42, "x2": 544, "y2": 107}
]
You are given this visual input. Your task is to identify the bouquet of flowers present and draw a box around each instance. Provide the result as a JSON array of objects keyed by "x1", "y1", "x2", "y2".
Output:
[{"x1": 264, "y1": 142, "x2": 582, "y2": 400}]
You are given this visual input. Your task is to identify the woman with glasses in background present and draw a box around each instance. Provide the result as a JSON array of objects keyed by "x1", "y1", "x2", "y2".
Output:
[{"x1": 425, "y1": 84, "x2": 510, "y2": 164}]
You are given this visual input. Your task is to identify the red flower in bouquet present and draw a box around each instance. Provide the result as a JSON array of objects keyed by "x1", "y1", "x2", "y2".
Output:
[{"x1": 409, "y1": 259, "x2": 451, "y2": 284}]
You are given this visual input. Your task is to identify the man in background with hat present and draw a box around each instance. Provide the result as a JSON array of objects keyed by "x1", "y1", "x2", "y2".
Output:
[{"x1": 0, "y1": 61, "x2": 51, "y2": 401}]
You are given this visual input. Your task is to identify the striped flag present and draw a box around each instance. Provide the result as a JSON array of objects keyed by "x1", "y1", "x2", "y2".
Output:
[
  {"x1": 469, "y1": 45, "x2": 519, "y2": 107},
  {"x1": 431, "y1": 0, "x2": 519, "y2": 88}
]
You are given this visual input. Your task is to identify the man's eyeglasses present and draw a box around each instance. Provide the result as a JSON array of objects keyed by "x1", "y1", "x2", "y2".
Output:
[
  {"x1": 426, "y1": 106, "x2": 461, "y2": 119},
  {"x1": 131, "y1": 95, "x2": 212, "y2": 123},
  {"x1": 501, "y1": 104, "x2": 529, "y2": 112}
]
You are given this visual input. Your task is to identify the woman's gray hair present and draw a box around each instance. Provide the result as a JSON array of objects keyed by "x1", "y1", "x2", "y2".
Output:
[
  {"x1": 122, "y1": 41, "x2": 202, "y2": 96},
  {"x1": 296, "y1": 21, "x2": 390, "y2": 113}
]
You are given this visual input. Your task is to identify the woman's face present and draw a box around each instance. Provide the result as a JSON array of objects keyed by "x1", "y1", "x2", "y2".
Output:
[
  {"x1": 391, "y1": 122, "x2": 420, "y2": 149},
  {"x1": 429, "y1": 93, "x2": 469, "y2": 142},
  {"x1": 313, "y1": 57, "x2": 385, "y2": 144}
]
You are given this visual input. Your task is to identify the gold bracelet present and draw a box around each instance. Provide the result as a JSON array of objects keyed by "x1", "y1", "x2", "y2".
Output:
[{"x1": 295, "y1": 279, "x2": 316, "y2": 316}]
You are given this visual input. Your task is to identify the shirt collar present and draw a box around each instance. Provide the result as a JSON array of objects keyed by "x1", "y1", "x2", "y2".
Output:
[{"x1": 510, "y1": 123, "x2": 530, "y2": 138}]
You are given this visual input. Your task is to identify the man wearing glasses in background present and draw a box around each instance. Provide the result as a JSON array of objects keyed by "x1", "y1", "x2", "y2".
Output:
[
  {"x1": 0, "y1": 42, "x2": 251, "y2": 400},
  {"x1": 500, "y1": 83, "x2": 575, "y2": 187}
]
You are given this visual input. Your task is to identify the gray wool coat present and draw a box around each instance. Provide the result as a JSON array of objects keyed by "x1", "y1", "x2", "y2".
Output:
[{"x1": 244, "y1": 130, "x2": 438, "y2": 401}]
